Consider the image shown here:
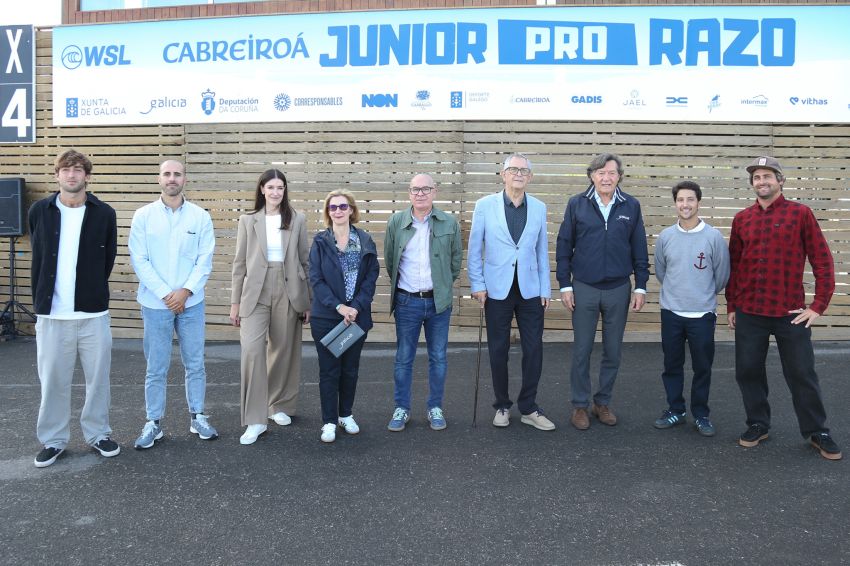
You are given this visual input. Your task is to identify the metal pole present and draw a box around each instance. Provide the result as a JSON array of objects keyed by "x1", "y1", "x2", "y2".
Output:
[{"x1": 472, "y1": 305, "x2": 484, "y2": 427}]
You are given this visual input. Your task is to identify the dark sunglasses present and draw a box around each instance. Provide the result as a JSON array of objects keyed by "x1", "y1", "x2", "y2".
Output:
[{"x1": 328, "y1": 203, "x2": 350, "y2": 212}]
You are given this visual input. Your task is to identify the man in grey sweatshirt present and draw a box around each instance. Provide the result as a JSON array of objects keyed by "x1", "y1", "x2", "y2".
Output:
[{"x1": 653, "y1": 181, "x2": 730, "y2": 437}]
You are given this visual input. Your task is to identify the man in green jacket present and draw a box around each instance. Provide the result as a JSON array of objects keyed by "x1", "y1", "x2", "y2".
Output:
[{"x1": 384, "y1": 173, "x2": 462, "y2": 431}]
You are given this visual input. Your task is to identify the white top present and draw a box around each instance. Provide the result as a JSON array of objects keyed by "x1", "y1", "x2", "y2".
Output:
[
  {"x1": 129, "y1": 197, "x2": 214, "y2": 309},
  {"x1": 44, "y1": 198, "x2": 105, "y2": 320},
  {"x1": 397, "y1": 211, "x2": 433, "y2": 293},
  {"x1": 265, "y1": 215, "x2": 284, "y2": 262}
]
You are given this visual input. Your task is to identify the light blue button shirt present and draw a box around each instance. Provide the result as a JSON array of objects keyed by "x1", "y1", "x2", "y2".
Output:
[
  {"x1": 397, "y1": 210, "x2": 433, "y2": 293},
  {"x1": 129, "y1": 197, "x2": 214, "y2": 310}
]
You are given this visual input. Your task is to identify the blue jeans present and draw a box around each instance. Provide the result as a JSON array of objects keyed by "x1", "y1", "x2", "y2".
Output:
[
  {"x1": 660, "y1": 310, "x2": 716, "y2": 419},
  {"x1": 392, "y1": 293, "x2": 452, "y2": 411},
  {"x1": 141, "y1": 302, "x2": 207, "y2": 420}
]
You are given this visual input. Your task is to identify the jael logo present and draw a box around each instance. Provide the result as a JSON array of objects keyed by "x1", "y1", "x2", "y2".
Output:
[
  {"x1": 66, "y1": 98, "x2": 79, "y2": 118},
  {"x1": 201, "y1": 89, "x2": 216, "y2": 115},
  {"x1": 707, "y1": 95, "x2": 721, "y2": 112},
  {"x1": 274, "y1": 93, "x2": 291, "y2": 112},
  {"x1": 361, "y1": 93, "x2": 397, "y2": 108},
  {"x1": 450, "y1": 91, "x2": 463, "y2": 108}
]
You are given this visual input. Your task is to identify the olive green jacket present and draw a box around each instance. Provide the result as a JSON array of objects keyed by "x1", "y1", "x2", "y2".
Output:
[{"x1": 384, "y1": 205, "x2": 462, "y2": 314}]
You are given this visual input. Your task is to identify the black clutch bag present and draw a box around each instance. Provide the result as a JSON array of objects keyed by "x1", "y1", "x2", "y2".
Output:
[{"x1": 319, "y1": 320, "x2": 365, "y2": 358}]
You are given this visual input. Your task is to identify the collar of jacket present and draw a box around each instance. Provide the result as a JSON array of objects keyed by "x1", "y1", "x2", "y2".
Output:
[
  {"x1": 318, "y1": 225, "x2": 377, "y2": 255},
  {"x1": 399, "y1": 205, "x2": 449, "y2": 229},
  {"x1": 583, "y1": 184, "x2": 626, "y2": 204}
]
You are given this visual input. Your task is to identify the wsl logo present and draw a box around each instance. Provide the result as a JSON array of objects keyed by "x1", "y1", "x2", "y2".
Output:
[
  {"x1": 201, "y1": 89, "x2": 216, "y2": 115},
  {"x1": 61, "y1": 44, "x2": 131, "y2": 70},
  {"x1": 274, "y1": 93, "x2": 292, "y2": 112}
]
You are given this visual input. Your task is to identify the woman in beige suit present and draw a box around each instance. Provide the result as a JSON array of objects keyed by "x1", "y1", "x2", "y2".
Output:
[{"x1": 229, "y1": 169, "x2": 311, "y2": 445}]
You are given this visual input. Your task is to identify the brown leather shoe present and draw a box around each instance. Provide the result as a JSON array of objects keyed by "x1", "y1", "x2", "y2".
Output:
[
  {"x1": 570, "y1": 408, "x2": 590, "y2": 430},
  {"x1": 592, "y1": 403, "x2": 617, "y2": 426}
]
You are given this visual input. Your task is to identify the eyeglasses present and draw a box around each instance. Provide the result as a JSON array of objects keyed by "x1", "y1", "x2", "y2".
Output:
[
  {"x1": 409, "y1": 186, "x2": 435, "y2": 195},
  {"x1": 328, "y1": 203, "x2": 350, "y2": 212},
  {"x1": 504, "y1": 167, "x2": 531, "y2": 176}
]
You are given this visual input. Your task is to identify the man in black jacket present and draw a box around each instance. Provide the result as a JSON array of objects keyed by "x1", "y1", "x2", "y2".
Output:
[
  {"x1": 556, "y1": 153, "x2": 649, "y2": 430},
  {"x1": 29, "y1": 149, "x2": 120, "y2": 468}
]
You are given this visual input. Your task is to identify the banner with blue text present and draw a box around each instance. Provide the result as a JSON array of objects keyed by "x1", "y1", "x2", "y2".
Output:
[{"x1": 52, "y1": 6, "x2": 850, "y2": 125}]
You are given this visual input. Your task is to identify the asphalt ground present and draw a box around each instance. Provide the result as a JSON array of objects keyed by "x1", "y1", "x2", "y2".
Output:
[{"x1": 1, "y1": 337, "x2": 848, "y2": 566}]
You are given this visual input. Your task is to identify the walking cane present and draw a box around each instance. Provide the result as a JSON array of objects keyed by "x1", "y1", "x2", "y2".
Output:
[{"x1": 472, "y1": 304, "x2": 484, "y2": 427}]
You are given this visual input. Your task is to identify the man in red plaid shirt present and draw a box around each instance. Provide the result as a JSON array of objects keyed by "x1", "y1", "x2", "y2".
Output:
[{"x1": 726, "y1": 156, "x2": 840, "y2": 460}]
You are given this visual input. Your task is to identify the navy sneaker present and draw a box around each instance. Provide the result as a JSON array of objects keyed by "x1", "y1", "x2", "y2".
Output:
[
  {"x1": 654, "y1": 410, "x2": 686, "y2": 429},
  {"x1": 34, "y1": 446, "x2": 65, "y2": 468},
  {"x1": 738, "y1": 424, "x2": 769, "y2": 448},
  {"x1": 695, "y1": 417, "x2": 716, "y2": 437},
  {"x1": 387, "y1": 408, "x2": 410, "y2": 432},
  {"x1": 809, "y1": 432, "x2": 842, "y2": 461},
  {"x1": 427, "y1": 407, "x2": 447, "y2": 431},
  {"x1": 93, "y1": 437, "x2": 121, "y2": 458}
]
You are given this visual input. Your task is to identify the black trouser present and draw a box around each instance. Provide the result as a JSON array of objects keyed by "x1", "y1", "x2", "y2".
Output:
[
  {"x1": 311, "y1": 316, "x2": 367, "y2": 425},
  {"x1": 734, "y1": 311, "x2": 829, "y2": 437}
]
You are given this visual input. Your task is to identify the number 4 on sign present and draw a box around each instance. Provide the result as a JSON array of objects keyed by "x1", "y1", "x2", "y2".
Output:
[{"x1": 2, "y1": 89, "x2": 31, "y2": 137}]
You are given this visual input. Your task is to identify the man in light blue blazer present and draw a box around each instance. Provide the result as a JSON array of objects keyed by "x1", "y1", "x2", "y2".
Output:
[{"x1": 468, "y1": 153, "x2": 555, "y2": 431}]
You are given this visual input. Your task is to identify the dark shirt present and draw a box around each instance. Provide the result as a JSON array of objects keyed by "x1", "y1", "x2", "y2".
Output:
[
  {"x1": 28, "y1": 192, "x2": 117, "y2": 315},
  {"x1": 726, "y1": 194, "x2": 834, "y2": 316},
  {"x1": 502, "y1": 190, "x2": 527, "y2": 245}
]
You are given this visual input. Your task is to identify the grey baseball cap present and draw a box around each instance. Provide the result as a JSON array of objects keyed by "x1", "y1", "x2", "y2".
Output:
[{"x1": 746, "y1": 156, "x2": 784, "y2": 176}]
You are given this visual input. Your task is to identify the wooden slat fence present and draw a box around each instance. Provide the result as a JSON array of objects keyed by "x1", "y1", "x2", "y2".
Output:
[{"x1": 0, "y1": 30, "x2": 847, "y2": 340}]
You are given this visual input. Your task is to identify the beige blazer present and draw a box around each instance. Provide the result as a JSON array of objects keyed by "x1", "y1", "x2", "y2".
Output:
[{"x1": 231, "y1": 209, "x2": 311, "y2": 317}]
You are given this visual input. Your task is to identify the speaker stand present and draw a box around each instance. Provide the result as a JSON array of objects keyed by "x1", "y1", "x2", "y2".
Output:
[{"x1": 1, "y1": 236, "x2": 36, "y2": 340}]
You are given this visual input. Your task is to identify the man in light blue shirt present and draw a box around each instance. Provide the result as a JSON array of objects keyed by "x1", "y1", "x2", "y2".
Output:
[{"x1": 129, "y1": 160, "x2": 217, "y2": 449}]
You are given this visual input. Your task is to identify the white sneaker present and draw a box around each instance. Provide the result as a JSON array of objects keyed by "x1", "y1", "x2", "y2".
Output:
[
  {"x1": 269, "y1": 412, "x2": 292, "y2": 426},
  {"x1": 239, "y1": 424, "x2": 267, "y2": 445},
  {"x1": 338, "y1": 415, "x2": 360, "y2": 435},
  {"x1": 320, "y1": 423, "x2": 336, "y2": 443}
]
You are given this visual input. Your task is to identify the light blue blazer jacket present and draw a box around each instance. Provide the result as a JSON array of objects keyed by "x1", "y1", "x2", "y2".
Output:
[{"x1": 467, "y1": 191, "x2": 551, "y2": 301}]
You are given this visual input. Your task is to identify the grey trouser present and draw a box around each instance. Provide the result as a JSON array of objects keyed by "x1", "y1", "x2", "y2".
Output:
[
  {"x1": 570, "y1": 280, "x2": 631, "y2": 407},
  {"x1": 35, "y1": 314, "x2": 113, "y2": 448}
]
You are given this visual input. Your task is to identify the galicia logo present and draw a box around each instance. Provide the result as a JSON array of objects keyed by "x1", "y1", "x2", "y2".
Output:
[
  {"x1": 60, "y1": 44, "x2": 131, "y2": 70},
  {"x1": 707, "y1": 94, "x2": 721, "y2": 112},
  {"x1": 274, "y1": 93, "x2": 292, "y2": 112},
  {"x1": 665, "y1": 96, "x2": 688, "y2": 107},
  {"x1": 140, "y1": 97, "x2": 187, "y2": 115},
  {"x1": 66, "y1": 98, "x2": 78, "y2": 118},
  {"x1": 450, "y1": 91, "x2": 463, "y2": 108},
  {"x1": 571, "y1": 95, "x2": 602, "y2": 104},
  {"x1": 201, "y1": 89, "x2": 216, "y2": 115},
  {"x1": 361, "y1": 93, "x2": 398, "y2": 108},
  {"x1": 61, "y1": 46, "x2": 83, "y2": 70},
  {"x1": 411, "y1": 90, "x2": 432, "y2": 110}
]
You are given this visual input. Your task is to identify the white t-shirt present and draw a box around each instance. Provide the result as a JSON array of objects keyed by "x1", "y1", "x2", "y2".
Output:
[
  {"x1": 265, "y1": 215, "x2": 284, "y2": 262},
  {"x1": 44, "y1": 198, "x2": 106, "y2": 320}
]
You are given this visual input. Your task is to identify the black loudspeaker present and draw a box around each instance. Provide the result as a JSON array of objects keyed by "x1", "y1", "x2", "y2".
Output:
[{"x1": 0, "y1": 178, "x2": 25, "y2": 236}]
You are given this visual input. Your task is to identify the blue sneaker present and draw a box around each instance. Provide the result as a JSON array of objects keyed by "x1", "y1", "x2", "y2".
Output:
[
  {"x1": 387, "y1": 408, "x2": 410, "y2": 432},
  {"x1": 134, "y1": 420, "x2": 163, "y2": 450},
  {"x1": 190, "y1": 414, "x2": 219, "y2": 440},
  {"x1": 427, "y1": 407, "x2": 447, "y2": 431},
  {"x1": 654, "y1": 410, "x2": 686, "y2": 429},
  {"x1": 695, "y1": 417, "x2": 716, "y2": 437}
]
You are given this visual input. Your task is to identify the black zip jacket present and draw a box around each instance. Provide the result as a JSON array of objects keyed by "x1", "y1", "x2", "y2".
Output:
[{"x1": 28, "y1": 192, "x2": 117, "y2": 315}]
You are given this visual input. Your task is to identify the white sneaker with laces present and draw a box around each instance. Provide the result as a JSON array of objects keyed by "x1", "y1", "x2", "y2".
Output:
[
  {"x1": 269, "y1": 412, "x2": 292, "y2": 426},
  {"x1": 320, "y1": 423, "x2": 336, "y2": 443},
  {"x1": 338, "y1": 415, "x2": 360, "y2": 435},
  {"x1": 239, "y1": 424, "x2": 267, "y2": 445}
]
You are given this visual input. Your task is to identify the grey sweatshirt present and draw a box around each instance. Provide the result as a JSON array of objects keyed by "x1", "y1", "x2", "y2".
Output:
[{"x1": 654, "y1": 220, "x2": 730, "y2": 313}]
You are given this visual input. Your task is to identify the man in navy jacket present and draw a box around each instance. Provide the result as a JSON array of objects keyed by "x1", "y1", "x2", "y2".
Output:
[{"x1": 556, "y1": 153, "x2": 649, "y2": 430}]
